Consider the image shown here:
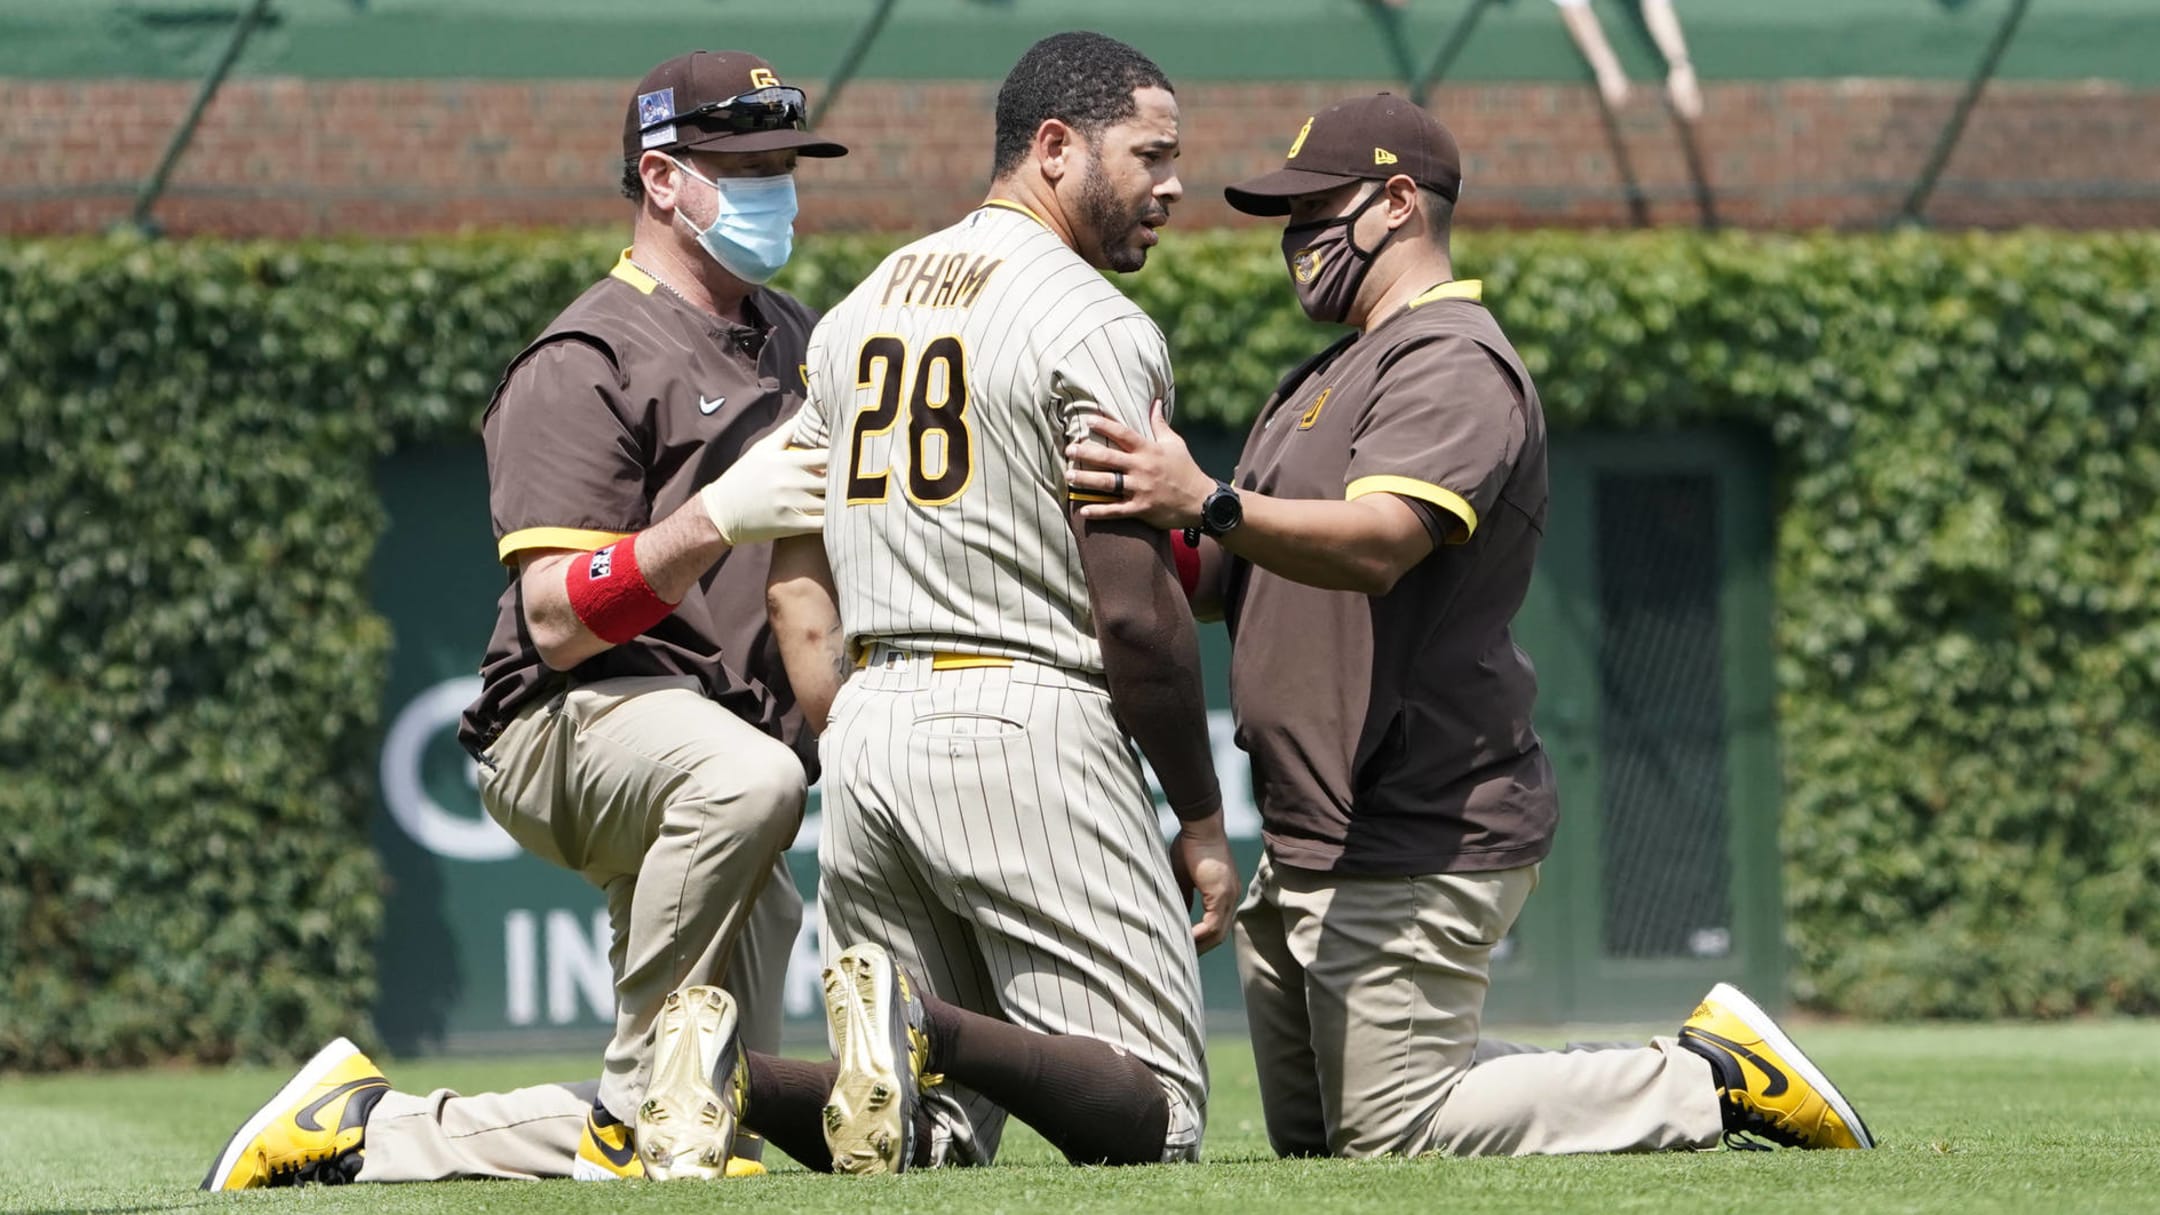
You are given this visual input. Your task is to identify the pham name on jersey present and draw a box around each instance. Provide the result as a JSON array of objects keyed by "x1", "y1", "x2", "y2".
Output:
[{"x1": 880, "y1": 253, "x2": 1006, "y2": 310}]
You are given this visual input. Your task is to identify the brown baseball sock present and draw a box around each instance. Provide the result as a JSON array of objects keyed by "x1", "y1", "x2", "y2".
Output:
[
  {"x1": 922, "y1": 995, "x2": 1170, "y2": 1166},
  {"x1": 743, "y1": 1053, "x2": 841, "y2": 1173}
]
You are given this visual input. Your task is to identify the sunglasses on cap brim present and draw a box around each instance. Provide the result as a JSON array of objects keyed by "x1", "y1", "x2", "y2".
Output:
[{"x1": 642, "y1": 86, "x2": 809, "y2": 136}]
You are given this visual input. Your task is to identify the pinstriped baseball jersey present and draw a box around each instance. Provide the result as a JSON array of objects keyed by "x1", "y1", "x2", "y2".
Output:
[{"x1": 788, "y1": 201, "x2": 1173, "y2": 671}]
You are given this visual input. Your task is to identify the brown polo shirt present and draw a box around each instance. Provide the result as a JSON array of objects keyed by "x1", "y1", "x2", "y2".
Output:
[
  {"x1": 456, "y1": 252, "x2": 820, "y2": 777},
  {"x1": 1225, "y1": 280, "x2": 1557, "y2": 876}
]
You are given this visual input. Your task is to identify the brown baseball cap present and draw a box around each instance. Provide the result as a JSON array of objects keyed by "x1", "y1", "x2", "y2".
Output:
[
  {"x1": 622, "y1": 51, "x2": 849, "y2": 162},
  {"x1": 1225, "y1": 93, "x2": 1460, "y2": 216}
]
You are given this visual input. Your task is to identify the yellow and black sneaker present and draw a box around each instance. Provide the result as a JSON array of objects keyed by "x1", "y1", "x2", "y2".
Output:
[
  {"x1": 632, "y1": 984, "x2": 750, "y2": 1180},
  {"x1": 573, "y1": 1104, "x2": 646, "y2": 1181},
  {"x1": 199, "y1": 1037, "x2": 390, "y2": 1190},
  {"x1": 1679, "y1": 983, "x2": 1877, "y2": 1150},
  {"x1": 822, "y1": 942, "x2": 942, "y2": 1175}
]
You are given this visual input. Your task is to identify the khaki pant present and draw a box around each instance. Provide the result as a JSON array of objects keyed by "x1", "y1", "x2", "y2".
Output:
[
  {"x1": 357, "y1": 676, "x2": 806, "y2": 1182},
  {"x1": 816, "y1": 651, "x2": 1209, "y2": 1165},
  {"x1": 1235, "y1": 851, "x2": 1723, "y2": 1158}
]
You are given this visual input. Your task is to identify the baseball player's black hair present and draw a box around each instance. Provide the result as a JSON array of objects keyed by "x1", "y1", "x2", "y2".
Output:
[
  {"x1": 621, "y1": 159, "x2": 645, "y2": 205},
  {"x1": 992, "y1": 32, "x2": 1174, "y2": 180}
]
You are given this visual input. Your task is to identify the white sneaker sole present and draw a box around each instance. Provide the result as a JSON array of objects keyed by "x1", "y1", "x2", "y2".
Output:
[
  {"x1": 1706, "y1": 982, "x2": 1876, "y2": 1149},
  {"x1": 636, "y1": 985, "x2": 743, "y2": 1180},
  {"x1": 200, "y1": 1037, "x2": 362, "y2": 1190},
  {"x1": 570, "y1": 1152, "x2": 630, "y2": 1182},
  {"x1": 823, "y1": 948, "x2": 911, "y2": 1175}
]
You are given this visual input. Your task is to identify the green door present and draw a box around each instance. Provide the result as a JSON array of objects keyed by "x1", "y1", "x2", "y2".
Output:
[{"x1": 1489, "y1": 427, "x2": 1784, "y2": 1023}]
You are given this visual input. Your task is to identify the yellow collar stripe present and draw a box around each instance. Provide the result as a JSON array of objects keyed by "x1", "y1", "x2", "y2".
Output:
[
  {"x1": 981, "y1": 199, "x2": 1049, "y2": 226},
  {"x1": 610, "y1": 249, "x2": 659, "y2": 295},
  {"x1": 1408, "y1": 279, "x2": 1484, "y2": 308}
]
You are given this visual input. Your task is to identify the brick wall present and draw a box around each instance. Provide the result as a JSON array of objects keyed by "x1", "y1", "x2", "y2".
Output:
[{"x1": 3, "y1": 77, "x2": 2155, "y2": 236}]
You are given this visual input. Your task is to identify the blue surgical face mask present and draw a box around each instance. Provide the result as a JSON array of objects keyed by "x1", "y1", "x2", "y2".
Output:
[{"x1": 669, "y1": 158, "x2": 798, "y2": 284}]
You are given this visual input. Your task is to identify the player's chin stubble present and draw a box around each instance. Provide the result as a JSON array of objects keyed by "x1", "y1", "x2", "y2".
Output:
[{"x1": 1079, "y1": 164, "x2": 1160, "y2": 274}]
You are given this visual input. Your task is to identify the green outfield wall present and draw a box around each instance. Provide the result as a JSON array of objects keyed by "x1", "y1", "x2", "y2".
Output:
[
  {"x1": 0, "y1": 0, "x2": 2144, "y2": 84},
  {"x1": 9, "y1": 2, "x2": 2154, "y2": 237},
  {"x1": 4, "y1": 228, "x2": 2158, "y2": 1069}
]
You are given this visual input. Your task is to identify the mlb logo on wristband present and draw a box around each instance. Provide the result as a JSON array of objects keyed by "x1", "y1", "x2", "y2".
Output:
[{"x1": 566, "y1": 534, "x2": 670, "y2": 645}]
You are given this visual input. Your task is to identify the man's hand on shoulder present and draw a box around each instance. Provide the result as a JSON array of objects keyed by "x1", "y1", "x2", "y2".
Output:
[
  {"x1": 701, "y1": 426, "x2": 829, "y2": 545},
  {"x1": 1064, "y1": 400, "x2": 1215, "y2": 531}
]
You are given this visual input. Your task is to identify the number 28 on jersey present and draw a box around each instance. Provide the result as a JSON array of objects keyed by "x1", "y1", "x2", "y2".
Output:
[{"x1": 843, "y1": 335, "x2": 974, "y2": 508}]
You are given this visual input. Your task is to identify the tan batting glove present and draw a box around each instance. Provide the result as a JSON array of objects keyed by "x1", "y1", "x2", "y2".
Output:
[{"x1": 700, "y1": 427, "x2": 828, "y2": 544}]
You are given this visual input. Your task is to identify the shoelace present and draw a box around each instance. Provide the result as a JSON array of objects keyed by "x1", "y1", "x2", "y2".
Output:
[
  {"x1": 1718, "y1": 1090, "x2": 1804, "y2": 1151},
  {"x1": 266, "y1": 1147, "x2": 362, "y2": 1186},
  {"x1": 903, "y1": 991, "x2": 946, "y2": 1090},
  {"x1": 909, "y1": 1044, "x2": 947, "y2": 1090}
]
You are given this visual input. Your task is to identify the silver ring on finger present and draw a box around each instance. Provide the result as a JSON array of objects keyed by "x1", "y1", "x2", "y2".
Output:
[{"x1": 1114, "y1": 470, "x2": 1126, "y2": 497}]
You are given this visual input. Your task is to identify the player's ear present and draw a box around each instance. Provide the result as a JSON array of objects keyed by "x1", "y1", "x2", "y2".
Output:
[
  {"x1": 640, "y1": 151, "x2": 684, "y2": 215},
  {"x1": 1384, "y1": 173, "x2": 1420, "y2": 230},
  {"x1": 1035, "y1": 118, "x2": 1076, "y2": 183}
]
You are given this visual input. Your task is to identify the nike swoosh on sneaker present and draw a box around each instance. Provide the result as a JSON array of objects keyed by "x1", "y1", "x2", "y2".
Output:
[
  {"x1": 699, "y1": 395, "x2": 726, "y2": 415},
  {"x1": 589, "y1": 1120, "x2": 640, "y2": 1169},
  {"x1": 1684, "y1": 1027, "x2": 1790, "y2": 1097},
  {"x1": 293, "y1": 1078, "x2": 391, "y2": 1133}
]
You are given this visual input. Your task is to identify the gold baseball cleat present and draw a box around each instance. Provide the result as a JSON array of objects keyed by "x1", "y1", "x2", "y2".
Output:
[
  {"x1": 822, "y1": 942, "x2": 941, "y2": 1174},
  {"x1": 632, "y1": 984, "x2": 751, "y2": 1180}
]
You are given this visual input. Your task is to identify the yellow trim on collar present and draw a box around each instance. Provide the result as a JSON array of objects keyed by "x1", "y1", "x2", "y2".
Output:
[
  {"x1": 981, "y1": 199, "x2": 1049, "y2": 226},
  {"x1": 1407, "y1": 279, "x2": 1484, "y2": 309},
  {"x1": 1346, "y1": 474, "x2": 1477, "y2": 542},
  {"x1": 610, "y1": 250, "x2": 659, "y2": 295},
  {"x1": 497, "y1": 526, "x2": 634, "y2": 564}
]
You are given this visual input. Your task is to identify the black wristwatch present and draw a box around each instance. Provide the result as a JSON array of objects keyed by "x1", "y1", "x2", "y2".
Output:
[{"x1": 1196, "y1": 481, "x2": 1243, "y2": 538}]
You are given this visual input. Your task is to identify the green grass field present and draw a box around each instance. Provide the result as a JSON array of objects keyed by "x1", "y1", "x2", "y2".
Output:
[{"x1": 6, "y1": 1022, "x2": 2158, "y2": 1214}]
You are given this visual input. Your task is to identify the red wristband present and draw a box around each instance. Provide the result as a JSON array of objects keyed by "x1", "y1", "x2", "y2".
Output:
[
  {"x1": 1171, "y1": 528, "x2": 1202, "y2": 601},
  {"x1": 565, "y1": 532, "x2": 675, "y2": 645}
]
